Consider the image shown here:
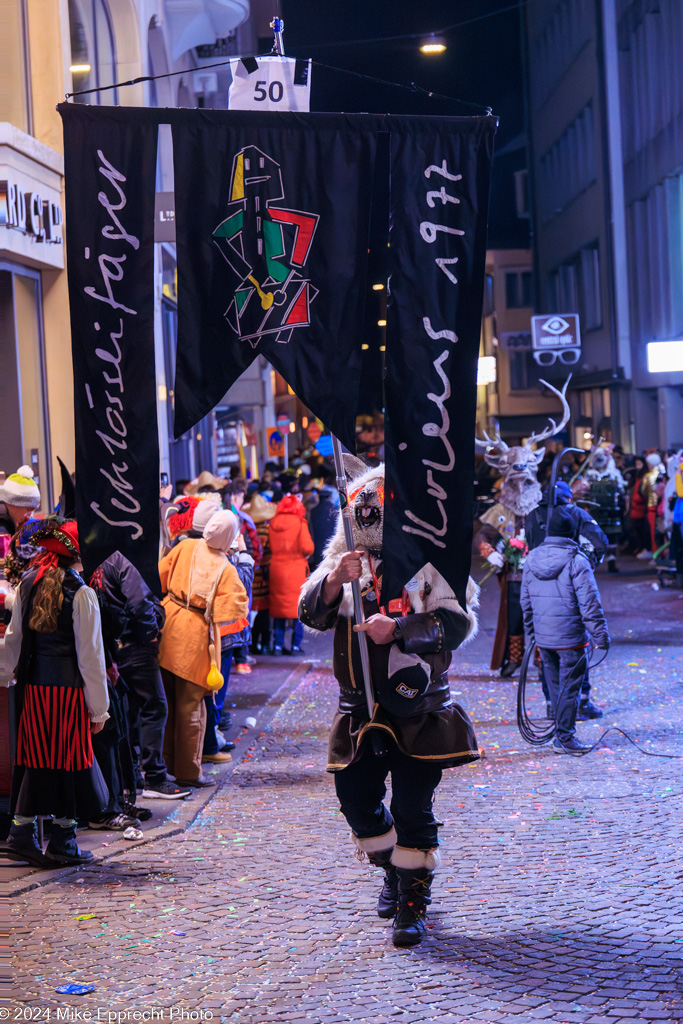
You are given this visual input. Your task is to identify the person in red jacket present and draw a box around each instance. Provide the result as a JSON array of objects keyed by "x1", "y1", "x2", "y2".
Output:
[{"x1": 268, "y1": 493, "x2": 314, "y2": 653}]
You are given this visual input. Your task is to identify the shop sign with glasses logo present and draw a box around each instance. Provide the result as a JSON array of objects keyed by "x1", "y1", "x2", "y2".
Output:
[{"x1": 530, "y1": 314, "x2": 581, "y2": 367}]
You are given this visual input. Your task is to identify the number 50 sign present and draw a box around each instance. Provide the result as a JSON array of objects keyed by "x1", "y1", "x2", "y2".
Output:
[{"x1": 228, "y1": 56, "x2": 311, "y2": 112}]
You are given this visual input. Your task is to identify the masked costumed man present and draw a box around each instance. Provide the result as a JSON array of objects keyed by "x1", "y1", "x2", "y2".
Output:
[
  {"x1": 299, "y1": 457, "x2": 479, "y2": 948},
  {"x1": 474, "y1": 378, "x2": 570, "y2": 677},
  {"x1": 584, "y1": 445, "x2": 626, "y2": 573}
]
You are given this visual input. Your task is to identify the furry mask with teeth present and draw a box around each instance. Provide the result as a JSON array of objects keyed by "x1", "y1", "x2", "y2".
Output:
[
  {"x1": 344, "y1": 457, "x2": 385, "y2": 554},
  {"x1": 301, "y1": 456, "x2": 479, "y2": 642}
]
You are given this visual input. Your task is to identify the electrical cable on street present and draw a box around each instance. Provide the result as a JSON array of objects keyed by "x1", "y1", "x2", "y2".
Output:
[{"x1": 517, "y1": 644, "x2": 683, "y2": 759}]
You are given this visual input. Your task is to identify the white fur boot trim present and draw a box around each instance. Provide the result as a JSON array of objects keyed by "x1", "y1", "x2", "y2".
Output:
[
  {"x1": 351, "y1": 827, "x2": 398, "y2": 855},
  {"x1": 391, "y1": 845, "x2": 441, "y2": 871}
]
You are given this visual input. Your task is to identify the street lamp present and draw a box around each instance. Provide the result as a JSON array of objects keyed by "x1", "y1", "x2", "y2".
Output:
[{"x1": 420, "y1": 35, "x2": 446, "y2": 54}]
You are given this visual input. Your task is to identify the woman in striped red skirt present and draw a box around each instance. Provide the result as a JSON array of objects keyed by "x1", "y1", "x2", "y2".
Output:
[{"x1": 2, "y1": 519, "x2": 109, "y2": 867}]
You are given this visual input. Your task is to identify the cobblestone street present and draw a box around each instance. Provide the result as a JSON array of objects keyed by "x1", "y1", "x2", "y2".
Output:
[{"x1": 10, "y1": 564, "x2": 683, "y2": 1023}]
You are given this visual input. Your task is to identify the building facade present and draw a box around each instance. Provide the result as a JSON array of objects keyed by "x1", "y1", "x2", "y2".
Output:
[
  {"x1": 524, "y1": 0, "x2": 683, "y2": 452},
  {"x1": 2, "y1": 0, "x2": 291, "y2": 503},
  {"x1": 477, "y1": 132, "x2": 573, "y2": 445}
]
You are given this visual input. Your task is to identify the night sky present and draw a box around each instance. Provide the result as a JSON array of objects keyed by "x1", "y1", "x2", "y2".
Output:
[
  {"x1": 279, "y1": 1, "x2": 526, "y2": 418},
  {"x1": 282, "y1": 0, "x2": 524, "y2": 149}
]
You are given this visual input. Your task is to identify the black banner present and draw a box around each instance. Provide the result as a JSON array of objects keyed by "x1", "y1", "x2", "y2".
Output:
[
  {"x1": 382, "y1": 117, "x2": 496, "y2": 608},
  {"x1": 59, "y1": 104, "x2": 160, "y2": 592},
  {"x1": 171, "y1": 112, "x2": 377, "y2": 450},
  {"x1": 57, "y1": 106, "x2": 494, "y2": 607}
]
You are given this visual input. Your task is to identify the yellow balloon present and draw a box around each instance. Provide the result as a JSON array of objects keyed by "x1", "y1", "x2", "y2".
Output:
[{"x1": 206, "y1": 664, "x2": 224, "y2": 692}]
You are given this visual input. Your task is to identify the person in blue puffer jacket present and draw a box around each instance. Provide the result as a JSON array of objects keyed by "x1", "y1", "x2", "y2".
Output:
[{"x1": 521, "y1": 506, "x2": 610, "y2": 753}]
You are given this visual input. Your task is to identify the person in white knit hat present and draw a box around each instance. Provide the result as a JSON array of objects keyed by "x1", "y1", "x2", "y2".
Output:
[
  {"x1": 1, "y1": 466, "x2": 41, "y2": 624},
  {"x1": 0, "y1": 465, "x2": 41, "y2": 530}
]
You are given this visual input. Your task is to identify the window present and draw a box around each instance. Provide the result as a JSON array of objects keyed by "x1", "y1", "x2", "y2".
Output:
[
  {"x1": 531, "y1": 0, "x2": 592, "y2": 103},
  {"x1": 502, "y1": 331, "x2": 544, "y2": 391},
  {"x1": 559, "y1": 263, "x2": 578, "y2": 313},
  {"x1": 69, "y1": 0, "x2": 117, "y2": 105},
  {"x1": 6, "y1": 0, "x2": 32, "y2": 133},
  {"x1": 0, "y1": 264, "x2": 52, "y2": 507},
  {"x1": 602, "y1": 388, "x2": 611, "y2": 418},
  {"x1": 514, "y1": 169, "x2": 529, "y2": 219},
  {"x1": 548, "y1": 243, "x2": 601, "y2": 330},
  {"x1": 509, "y1": 350, "x2": 544, "y2": 391},
  {"x1": 538, "y1": 103, "x2": 597, "y2": 221},
  {"x1": 505, "y1": 270, "x2": 533, "y2": 309},
  {"x1": 580, "y1": 245, "x2": 602, "y2": 329}
]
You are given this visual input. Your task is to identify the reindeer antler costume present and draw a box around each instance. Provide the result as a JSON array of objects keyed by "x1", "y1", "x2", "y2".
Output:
[{"x1": 475, "y1": 378, "x2": 571, "y2": 676}]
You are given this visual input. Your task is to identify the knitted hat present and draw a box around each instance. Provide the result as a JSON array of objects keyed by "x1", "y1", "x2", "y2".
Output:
[
  {"x1": 192, "y1": 497, "x2": 222, "y2": 533},
  {"x1": 0, "y1": 465, "x2": 41, "y2": 509},
  {"x1": 554, "y1": 480, "x2": 573, "y2": 504},
  {"x1": 645, "y1": 452, "x2": 662, "y2": 468},
  {"x1": 548, "y1": 506, "x2": 576, "y2": 538}
]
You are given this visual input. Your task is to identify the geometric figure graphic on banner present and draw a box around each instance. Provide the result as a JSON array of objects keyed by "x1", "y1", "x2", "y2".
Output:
[
  {"x1": 228, "y1": 56, "x2": 311, "y2": 112},
  {"x1": 530, "y1": 313, "x2": 581, "y2": 367},
  {"x1": 267, "y1": 427, "x2": 285, "y2": 457},
  {"x1": 171, "y1": 110, "x2": 378, "y2": 451},
  {"x1": 212, "y1": 146, "x2": 319, "y2": 347}
]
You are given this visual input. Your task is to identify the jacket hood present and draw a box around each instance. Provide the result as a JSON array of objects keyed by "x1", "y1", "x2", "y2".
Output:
[
  {"x1": 276, "y1": 494, "x2": 306, "y2": 518},
  {"x1": 525, "y1": 537, "x2": 579, "y2": 580}
]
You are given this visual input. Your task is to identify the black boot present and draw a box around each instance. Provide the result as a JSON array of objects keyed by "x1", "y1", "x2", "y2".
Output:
[
  {"x1": 392, "y1": 867, "x2": 435, "y2": 947},
  {"x1": 45, "y1": 822, "x2": 94, "y2": 865},
  {"x1": 2, "y1": 821, "x2": 51, "y2": 868},
  {"x1": 576, "y1": 700, "x2": 603, "y2": 720},
  {"x1": 368, "y1": 849, "x2": 399, "y2": 919}
]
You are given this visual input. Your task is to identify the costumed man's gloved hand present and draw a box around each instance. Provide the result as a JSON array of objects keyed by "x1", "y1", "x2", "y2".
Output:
[
  {"x1": 487, "y1": 552, "x2": 504, "y2": 569},
  {"x1": 354, "y1": 614, "x2": 396, "y2": 645},
  {"x1": 322, "y1": 550, "x2": 364, "y2": 604}
]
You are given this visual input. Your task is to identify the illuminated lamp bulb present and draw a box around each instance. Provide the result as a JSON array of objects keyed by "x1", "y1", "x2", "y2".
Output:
[{"x1": 420, "y1": 35, "x2": 446, "y2": 54}]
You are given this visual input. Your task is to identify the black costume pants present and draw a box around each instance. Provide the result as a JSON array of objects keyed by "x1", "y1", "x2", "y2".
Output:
[
  {"x1": 334, "y1": 738, "x2": 442, "y2": 850},
  {"x1": 539, "y1": 647, "x2": 588, "y2": 740},
  {"x1": 117, "y1": 642, "x2": 168, "y2": 785},
  {"x1": 91, "y1": 681, "x2": 136, "y2": 814},
  {"x1": 506, "y1": 580, "x2": 523, "y2": 636}
]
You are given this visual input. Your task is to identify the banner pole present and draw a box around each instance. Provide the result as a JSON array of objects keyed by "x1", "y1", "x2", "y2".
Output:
[{"x1": 331, "y1": 435, "x2": 386, "y2": 751}]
